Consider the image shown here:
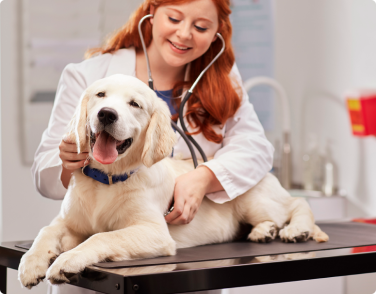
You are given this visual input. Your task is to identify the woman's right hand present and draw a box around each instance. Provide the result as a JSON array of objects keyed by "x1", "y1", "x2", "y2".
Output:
[{"x1": 59, "y1": 139, "x2": 89, "y2": 188}]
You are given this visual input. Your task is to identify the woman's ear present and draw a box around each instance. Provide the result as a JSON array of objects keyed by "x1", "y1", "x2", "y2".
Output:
[
  {"x1": 212, "y1": 22, "x2": 223, "y2": 43},
  {"x1": 150, "y1": 5, "x2": 155, "y2": 25}
]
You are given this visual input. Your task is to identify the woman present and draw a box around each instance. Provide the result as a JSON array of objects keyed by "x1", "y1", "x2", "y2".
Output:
[{"x1": 32, "y1": 0, "x2": 274, "y2": 293}]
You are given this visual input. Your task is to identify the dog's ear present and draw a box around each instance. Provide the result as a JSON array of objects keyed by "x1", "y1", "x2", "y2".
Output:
[
  {"x1": 142, "y1": 100, "x2": 176, "y2": 167},
  {"x1": 65, "y1": 90, "x2": 90, "y2": 154}
]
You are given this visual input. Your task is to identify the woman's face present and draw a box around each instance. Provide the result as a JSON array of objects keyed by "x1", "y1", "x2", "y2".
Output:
[{"x1": 150, "y1": 0, "x2": 219, "y2": 69}]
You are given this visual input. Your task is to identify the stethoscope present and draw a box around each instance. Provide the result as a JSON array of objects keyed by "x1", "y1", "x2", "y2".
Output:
[{"x1": 138, "y1": 14, "x2": 226, "y2": 168}]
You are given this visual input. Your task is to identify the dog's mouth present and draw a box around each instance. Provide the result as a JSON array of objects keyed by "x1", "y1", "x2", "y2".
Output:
[{"x1": 90, "y1": 130, "x2": 133, "y2": 165}]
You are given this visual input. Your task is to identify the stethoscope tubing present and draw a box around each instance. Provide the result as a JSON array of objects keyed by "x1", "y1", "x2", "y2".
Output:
[
  {"x1": 138, "y1": 14, "x2": 154, "y2": 89},
  {"x1": 178, "y1": 33, "x2": 225, "y2": 163}
]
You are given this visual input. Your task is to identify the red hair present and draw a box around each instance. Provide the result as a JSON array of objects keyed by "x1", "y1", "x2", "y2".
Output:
[{"x1": 86, "y1": 0, "x2": 241, "y2": 144}]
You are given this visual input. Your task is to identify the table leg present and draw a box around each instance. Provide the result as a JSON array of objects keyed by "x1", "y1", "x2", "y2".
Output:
[{"x1": 0, "y1": 265, "x2": 6, "y2": 294}]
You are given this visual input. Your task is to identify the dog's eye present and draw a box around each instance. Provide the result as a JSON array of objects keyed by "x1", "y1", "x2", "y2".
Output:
[
  {"x1": 130, "y1": 100, "x2": 141, "y2": 108},
  {"x1": 96, "y1": 92, "x2": 105, "y2": 98}
]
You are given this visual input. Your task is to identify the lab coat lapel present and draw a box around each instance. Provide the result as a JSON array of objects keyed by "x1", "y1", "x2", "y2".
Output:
[{"x1": 105, "y1": 48, "x2": 136, "y2": 77}]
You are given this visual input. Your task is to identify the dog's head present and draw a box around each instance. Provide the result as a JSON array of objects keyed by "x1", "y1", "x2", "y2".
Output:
[{"x1": 65, "y1": 74, "x2": 176, "y2": 168}]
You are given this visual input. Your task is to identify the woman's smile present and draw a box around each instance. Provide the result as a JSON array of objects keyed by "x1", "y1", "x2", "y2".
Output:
[{"x1": 168, "y1": 40, "x2": 192, "y2": 53}]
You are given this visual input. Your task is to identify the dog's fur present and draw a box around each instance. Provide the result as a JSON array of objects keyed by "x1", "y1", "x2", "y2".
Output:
[{"x1": 18, "y1": 75, "x2": 328, "y2": 289}]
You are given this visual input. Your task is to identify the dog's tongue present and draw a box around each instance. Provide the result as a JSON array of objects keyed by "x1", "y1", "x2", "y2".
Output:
[{"x1": 93, "y1": 132, "x2": 118, "y2": 164}]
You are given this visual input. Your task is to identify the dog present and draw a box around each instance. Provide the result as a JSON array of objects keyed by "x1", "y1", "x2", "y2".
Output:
[{"x1": 18, "y1": 74, "x2": 328, "y2": 289}]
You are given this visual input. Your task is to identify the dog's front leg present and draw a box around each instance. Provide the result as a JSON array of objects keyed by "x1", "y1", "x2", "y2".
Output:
[
  {"x1": 46, "y1": 222, "x2": 176, "y2": 284},
  {"x1": 18, "y1": 216, "x2": 85, "y2": 289}
]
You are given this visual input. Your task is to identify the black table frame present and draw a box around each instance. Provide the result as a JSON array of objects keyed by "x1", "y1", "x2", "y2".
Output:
[{"x1": 2, "y1": 240, "x2": 376, "y2": 294}]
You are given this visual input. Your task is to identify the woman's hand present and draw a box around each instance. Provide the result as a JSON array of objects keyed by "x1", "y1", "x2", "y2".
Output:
[
  {"x1": 165, "y1": 166, "x2": 223, "y2": 225},
  {"x1": 59, "y1": 138, "x2": 89, "y2": 188}
]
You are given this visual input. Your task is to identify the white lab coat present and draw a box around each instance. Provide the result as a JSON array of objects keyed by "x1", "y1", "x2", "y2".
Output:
[{"x1": 32, "y1": 47, "x2": 274, "y2": 294}]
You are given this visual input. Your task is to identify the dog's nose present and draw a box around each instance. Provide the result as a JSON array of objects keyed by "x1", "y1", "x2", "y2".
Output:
[{"x1": 98, "y1": 108, "x2": 118, "y2": 126}]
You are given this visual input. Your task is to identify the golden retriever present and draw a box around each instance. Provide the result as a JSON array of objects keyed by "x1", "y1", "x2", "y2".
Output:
[{"x1": 18, "y1": 74, "x2": 328, "y2": 289}]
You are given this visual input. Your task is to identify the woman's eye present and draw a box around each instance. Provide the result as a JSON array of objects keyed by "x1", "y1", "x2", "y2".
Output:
[
  {"x1": 96, "y1": 92, "x2": 105, "y2": 97},
  {"x1": 169, "y1": 17, "x2": 179, "y2": 23},
  {"x1": 130, "y1": 101, "x2": 141, "y2": 108},
  {"x1": 195, "y1": 25, "x2": 207, "y2": 32}
]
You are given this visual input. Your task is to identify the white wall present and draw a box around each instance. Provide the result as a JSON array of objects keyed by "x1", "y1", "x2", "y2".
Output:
[
  {"x1": 0, "y1": 0, "x2": 62, "y2": 243},
  {"x1": 274, "y1": 0, "x2": 376, "y2": 217},
  {"x1": 1, "y1": 1, "x2": 61, "y2": 293}
]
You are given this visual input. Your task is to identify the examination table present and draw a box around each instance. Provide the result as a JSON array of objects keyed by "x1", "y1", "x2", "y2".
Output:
[{"x1": 1, "y1": 221, "x2": 376, "y2": 294}]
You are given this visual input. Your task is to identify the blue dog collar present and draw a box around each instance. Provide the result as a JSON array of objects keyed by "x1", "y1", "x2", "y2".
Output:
[{"x1": 82, "y1": 166, "x2": 136, "y2": 185}]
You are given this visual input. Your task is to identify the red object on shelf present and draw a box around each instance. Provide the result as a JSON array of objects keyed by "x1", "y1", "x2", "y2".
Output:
[
  {"x1": 352, "y1": 218, "x2": 376, "y2": 253},
  {"x1": 346, "y1": 91, "x2": 376, "y2": 136}
]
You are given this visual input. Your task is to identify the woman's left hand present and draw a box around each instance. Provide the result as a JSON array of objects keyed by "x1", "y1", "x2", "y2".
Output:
[{"x1": 165, "y1": 166, "x2": 223, "y2": 225}]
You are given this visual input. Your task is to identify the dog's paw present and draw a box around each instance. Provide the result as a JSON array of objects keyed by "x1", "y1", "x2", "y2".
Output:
[
  {"x1": 46, "y1": 251, "x2": 87, "y2": 285},
  {"x1": 279, "y1": 224, "x2": 311, "y2": 243},
  {"x1": 312, "y1": 225, "x2": 329, "y2": 243},
  {"x1": 18, "y1": 251, "x2": 57, "y2": 289},
  {"x1": 248, "y1": 221, "x2": 278, "y2": 243}
]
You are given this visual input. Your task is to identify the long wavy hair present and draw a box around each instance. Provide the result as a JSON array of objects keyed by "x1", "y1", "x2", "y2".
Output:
[{"x1": 86, "y1": 0, "x2": 241, "y2": 144}]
